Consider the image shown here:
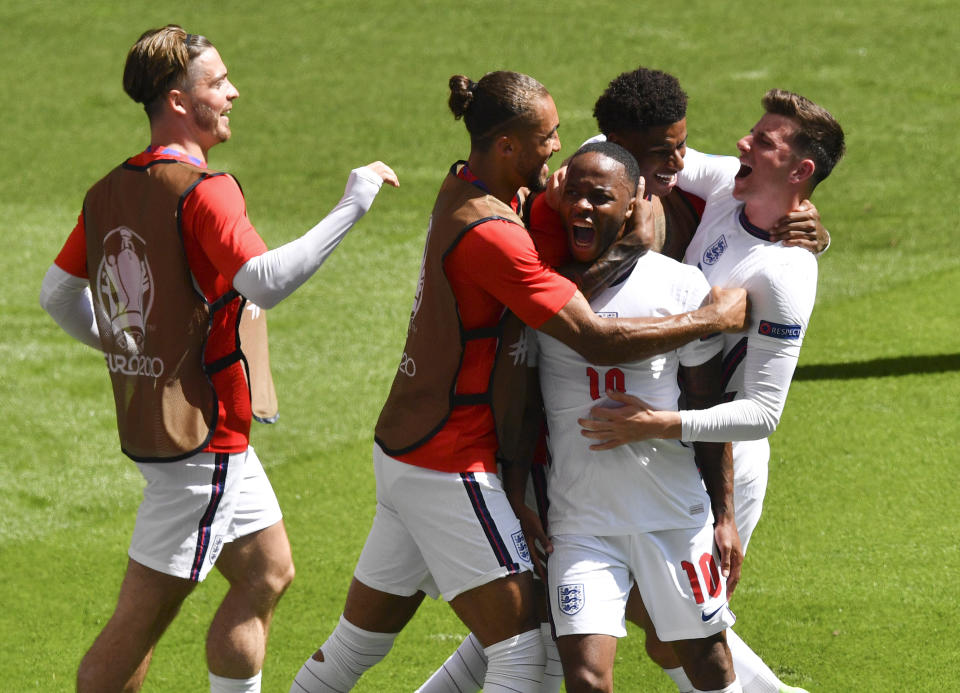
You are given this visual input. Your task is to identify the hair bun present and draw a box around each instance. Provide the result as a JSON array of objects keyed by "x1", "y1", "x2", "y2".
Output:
[{"x1": 448, "y1": 74, "x2": 475, "y2": 119}]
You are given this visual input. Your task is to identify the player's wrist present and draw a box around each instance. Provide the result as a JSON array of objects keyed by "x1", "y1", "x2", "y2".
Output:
[{"x1": 712, "y1": 506, "x2": 736, "y2": 526}]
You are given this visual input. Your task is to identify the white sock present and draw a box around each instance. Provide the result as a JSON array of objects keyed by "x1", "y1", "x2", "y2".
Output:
[
  {"x1": 209, "y1": 671, "x2": 261, "y2": 693},
  {"x1": 665, "y1": 665, "x2": 696, "y2": 693},
  {"x1": 694, "y1": 677, "x2": 742, "y2": 693},
  {"x1": 482, "y1": 629, "x2": 546, "y2": 693},
  {"x1": 539, "y1": 622, "x2": 564, "y2": 693},
  {"x1": 415, "y1": 632, "x2": 486, "y2": 693},
  {"x1": 726, "y1": 629, "x2": 783, "y2": 693},
  {"x1": 289, "y1": 615, "x2": 397, "y2": 693}
]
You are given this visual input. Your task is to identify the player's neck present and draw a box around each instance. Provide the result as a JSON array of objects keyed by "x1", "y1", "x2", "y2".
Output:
[
  {"x1": 466, "y1": 153, "x2": 520, "y2": 206},
  {"x1": 743, "y1": 191, "x2": 803, "y2": 231},
  {"x1": 148, "y1": 121, "x2": 209, "y2": 166}
]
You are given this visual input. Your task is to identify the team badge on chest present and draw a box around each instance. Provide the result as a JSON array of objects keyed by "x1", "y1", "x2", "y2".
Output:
[
  {"x1": 558, "y1": 583, "x2": 585, "y2": 615},
  {"x1": 702, "y1": 234, "x2": 728, "y2": 266}
]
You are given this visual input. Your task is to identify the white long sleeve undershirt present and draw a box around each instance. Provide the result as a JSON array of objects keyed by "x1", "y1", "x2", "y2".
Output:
[
  {"x1": 39, "y1": 264, "x2": 102, "y2": 349},
  {"x1": 232, "y1": 166, "x2": 384, "y2": 309},
  {"x1": 40, "y1": 165, "x2": 385, "y2": 346},
  {"x1": 679, "y1": 339, "x2": 799, "y2": 441}
]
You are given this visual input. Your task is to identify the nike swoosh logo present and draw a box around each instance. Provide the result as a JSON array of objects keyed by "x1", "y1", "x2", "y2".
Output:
[{"x1": 701, "y1": 603, "x2": 726, "y2": 621}]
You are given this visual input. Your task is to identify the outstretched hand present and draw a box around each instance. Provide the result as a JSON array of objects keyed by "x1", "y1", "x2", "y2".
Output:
[{"x1": 365, "y1": 161, "x2": 400, "y2": 188}]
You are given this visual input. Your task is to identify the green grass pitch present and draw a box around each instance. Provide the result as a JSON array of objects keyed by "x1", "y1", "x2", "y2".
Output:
[{"x1": 1, "y1": 1, "x2": 958, "y2": 690}]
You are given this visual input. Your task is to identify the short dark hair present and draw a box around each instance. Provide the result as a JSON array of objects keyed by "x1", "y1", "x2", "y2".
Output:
[
  {"x1": 123, "y1": 25, "x2": 214, "y2": 118},
  {"x1": 762, "y1": 89, "x2": 845, "y2": 187},
  {"x1": 448, "y1": 71, "x2": 550, "y2": 150},
  {"x1": 594, "y1": 67, "x2": 687, "y2": 136},
  {"x1": 569, "y1": 141, "x2": 641, "y2": 196}
]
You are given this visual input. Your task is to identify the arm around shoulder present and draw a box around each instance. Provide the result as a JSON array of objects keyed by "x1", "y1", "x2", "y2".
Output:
[{"x1": 538, "y1": 285, "x2": 748, "y2": 366}]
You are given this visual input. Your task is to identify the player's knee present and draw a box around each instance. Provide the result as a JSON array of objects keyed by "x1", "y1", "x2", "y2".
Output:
[
  {"x1": 676, "y1": 634, "x2": 734, "y2": 689},
  {"x1": 271, "y1": 554, "x2": 295, "y2": 596},
  {"x1": 562, "y1": 663, "x2": 611, "y2": 693},
  {"x1": 235, "y1": 554, "x2": 294, "y2": 615},
  {"x1": 260, "y1": 555, "x2": 295, "y2": 606},
  {"x1": 644, "y1": 632, "x2": 676, "y2": 668},
  {"x1": 483, "y1": 629, "x2": 546, "y2": 693}
]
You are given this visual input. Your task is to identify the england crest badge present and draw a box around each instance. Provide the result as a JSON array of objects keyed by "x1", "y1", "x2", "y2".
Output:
[
  {"x1": 702, "y1": 234, "x2": 728, "y2": 265},
  {"x1": 558, "y1": 583, "x2": 585, "y2": 615},
  {"x1": 511, "y1": 530, "x2": 531, "y2": 563}
]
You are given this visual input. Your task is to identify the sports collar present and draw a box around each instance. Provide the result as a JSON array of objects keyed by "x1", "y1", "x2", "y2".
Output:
[
  {"x1": 144, "y1": 145, "x2": 207, "y2": 168},
  {"x1": 453, "y1": 161, "x2": 521, "y2": 214},
  {"x1": 738, "y1": 208, "x2": 773, "y2": 242}
]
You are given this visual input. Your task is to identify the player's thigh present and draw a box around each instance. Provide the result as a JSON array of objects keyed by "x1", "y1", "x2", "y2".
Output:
[
  {"x1": 222, "y1": 446, "x2": 284, "y2": 545},
  {"x1": 547, "y1": 534, "x2": 632, "y2": 639},
  {"x1": 353, "y1": 494, "x2": 435, "y2": 600},
  {"x1": 630, "y1": 525, "x2": 736, "y2": 643},
  {"x1": 111, "y1": 558, "x2": 196, "y2": 637},
  {"x1": 449, "y1": 571, "x2": 538, "y2": 646},
  {"x1": 215, "y1": 447, "x2": 291, "y2": 590},
  {"x1": 377, "y1": 447, "x2": 534, "y2": 602},
  {"x1": 130, "y1": 450, "x2": 257, "y2": 582},
  {"x1": 342, "y1": 577, "x2": 426, "y2": 634}
]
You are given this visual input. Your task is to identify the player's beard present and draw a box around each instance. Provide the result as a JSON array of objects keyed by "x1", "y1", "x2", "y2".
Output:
[
  {"x1": 192, "y1": 101, "x2": 231, "y2": 144},
  {"x1": 524, "y1": 160, "x2": 550, "y2": 193}
]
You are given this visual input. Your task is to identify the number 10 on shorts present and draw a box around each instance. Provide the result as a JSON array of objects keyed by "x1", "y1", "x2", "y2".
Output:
[{"x1": 681, "y1": 552, "x2": 722, "y2": 604}]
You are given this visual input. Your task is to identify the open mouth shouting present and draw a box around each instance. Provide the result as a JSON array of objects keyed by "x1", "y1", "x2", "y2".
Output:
[{"x1": 571, "y1": 224, "x2": 596, "y2": 251}]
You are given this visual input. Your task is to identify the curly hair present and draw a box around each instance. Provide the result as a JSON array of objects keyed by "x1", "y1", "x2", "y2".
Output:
[{"x1": 593, "y1": 67, "x2": 687, "y2": 136}]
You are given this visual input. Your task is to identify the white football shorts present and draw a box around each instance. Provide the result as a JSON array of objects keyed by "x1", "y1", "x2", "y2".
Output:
[
  {"x1": 130, "y1": 446, "x2": 282, "y2": 582},
  {"x1": 354, "y1": 444, "x2": 533, "y2": 602},
  {"x1": 548, "y1": 526, "x2": 736, "y2": 642}
]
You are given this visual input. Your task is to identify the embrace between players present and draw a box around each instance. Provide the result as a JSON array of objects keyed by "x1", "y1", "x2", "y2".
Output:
[{"x1": 42, "y1": 24, "x2": 843, "y2": 693}]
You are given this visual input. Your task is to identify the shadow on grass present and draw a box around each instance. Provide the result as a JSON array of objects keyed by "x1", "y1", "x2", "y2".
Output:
[{"x1": 794, "y1": 353, "x2": 960, "y2": 381}]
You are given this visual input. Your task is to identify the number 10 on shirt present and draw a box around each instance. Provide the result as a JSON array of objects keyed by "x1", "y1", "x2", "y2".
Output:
[{"x1": 586, "y1": 366, "x2": 625, "y2": 400}]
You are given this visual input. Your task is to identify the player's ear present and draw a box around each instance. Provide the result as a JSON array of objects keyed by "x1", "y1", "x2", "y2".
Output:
[
  {"x1": 166, "y1": 88, "x2": 189, "y2": 116},
  {"x1": 624, "y1": 196, "x2": 636, "y2": 220},
  {"x1": 791, "y1": 158, "x2": 815, "y2": 185},
  {"x1": 495, "y1": 134, "x2": 515, "y2": 157}
]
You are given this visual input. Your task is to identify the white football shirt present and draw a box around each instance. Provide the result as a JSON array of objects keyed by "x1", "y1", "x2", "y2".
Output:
[
  {"x1": 536, "y1": 251, "x2": 722, "y2": 535},
  {"x1": 677, "y1": 148, "x2": 819, "y2": 485}
]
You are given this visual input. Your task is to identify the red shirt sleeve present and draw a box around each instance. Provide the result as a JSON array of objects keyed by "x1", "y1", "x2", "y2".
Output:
[
  {"x1": 527, "y1": 193, "x2": 571, "y2": 268},
  {"x1": 181, "y1": 174, "x2": 268, "y2": 298},
  {"x1": 54, "y1": 214, "x2": 89, "y2": 278},
  {"x1": 446, "y1": 218, "x2": 576, "y2": 330}
]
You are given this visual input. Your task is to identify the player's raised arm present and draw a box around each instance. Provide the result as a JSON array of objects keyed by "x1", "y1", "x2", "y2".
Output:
[{"x1": 232, "y1": 162, "x2": 398, "y2": 309}]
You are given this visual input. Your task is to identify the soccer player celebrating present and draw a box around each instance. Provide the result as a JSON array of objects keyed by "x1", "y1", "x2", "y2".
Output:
[
  {"x1": 580, "y1": 88, "x2": 846, "y2": 693},
  {"x1": 39, "y1": 25, "x2": 397, "y2": 693},
  {"x1": 535, "y1": 141, "x2": 744, "y2": 693},
  {"x1": 289, "y1": 71, "x2": 748, "y2": 693}
]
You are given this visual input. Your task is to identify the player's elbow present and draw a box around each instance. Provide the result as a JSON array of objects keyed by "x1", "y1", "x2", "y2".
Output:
[{"x1": 752, "y1": 410, "x2": 780, "y2": 439}]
